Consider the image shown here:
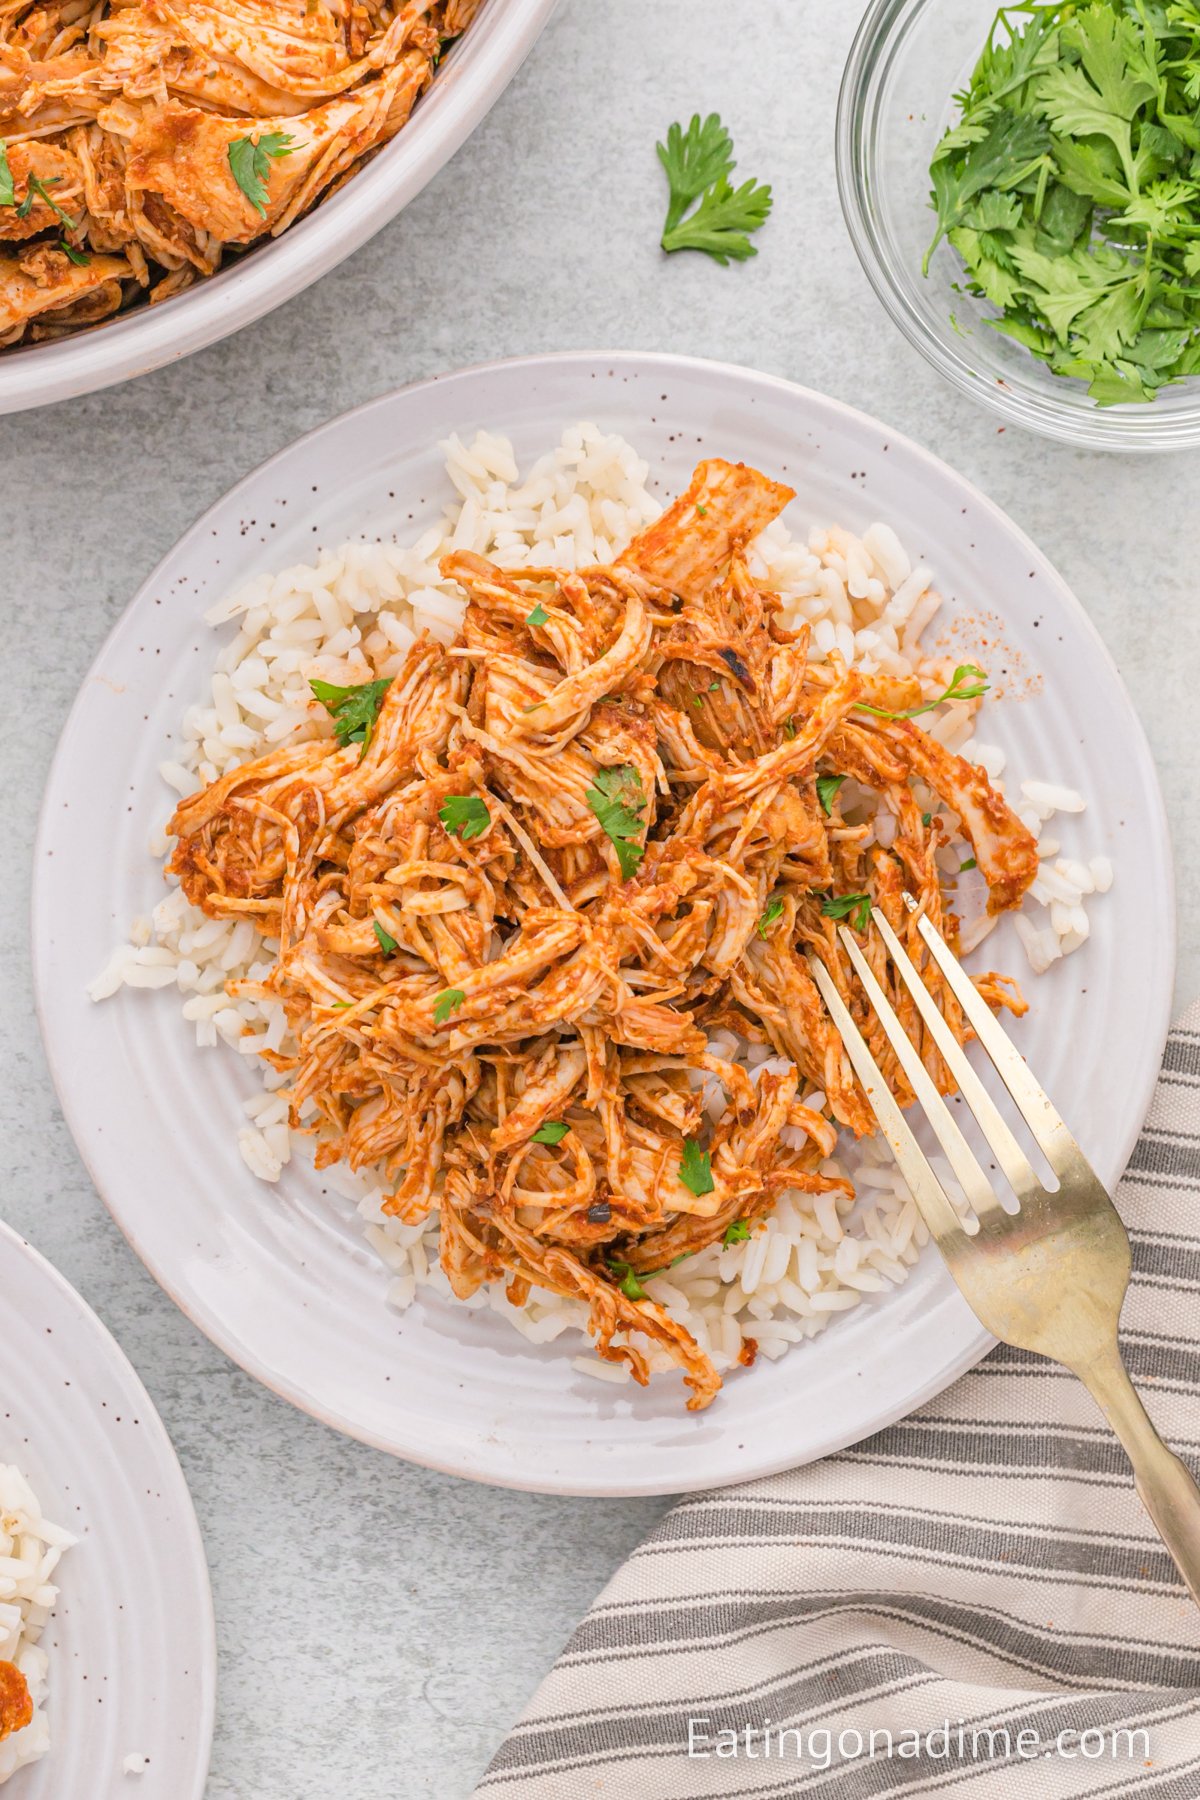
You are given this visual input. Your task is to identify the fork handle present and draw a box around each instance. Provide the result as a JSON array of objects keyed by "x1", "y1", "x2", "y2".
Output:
[{"x1": 1079, "y1": 1346, "x2": 1200, "y2": 1609}]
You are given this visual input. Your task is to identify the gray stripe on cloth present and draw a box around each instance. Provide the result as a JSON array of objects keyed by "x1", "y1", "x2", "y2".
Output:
[
  {"x1": 475, "y1": 1004, "x2": 1200, "y2": 1800},
  {"x1": 634, "y1": 1499, "x2": 1179, "y2": 1587},
  {"x1": 484, "y1": 1659, "x2": 941, "y2": 1775},
  {"x1": 1131, "y1": 1237, "x2": 1200, "y2": 1284},
  {"x1": 1124, "y1": 1135, "x2": 1200, "y2": 1181},
  {"x1": 972, "y1": 1335, "x2": 1200, "y2": 1390},
  {"x1": 1160, "y1": 1037, "x2": 1200, "y2": 1076},
  {"x1": 829, "y1": 1421, "x2": 1154, "y2": 1481},
  {"x1": 557, "y1": 1591, "x2": 1200, "y2": 1688}
]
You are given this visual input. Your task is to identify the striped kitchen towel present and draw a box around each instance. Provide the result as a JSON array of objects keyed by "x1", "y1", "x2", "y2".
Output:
[{"x1": 476, "y1": 1007, "x2": 1200, "y2": 1798}]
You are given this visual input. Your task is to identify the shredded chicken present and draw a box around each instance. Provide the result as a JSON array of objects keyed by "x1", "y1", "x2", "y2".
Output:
[
  {"x1": 167, "y1": 459, "x2": 1038, "y2": 1409},
  {"x1": 0, "y1": 1658, "x2": 31, "y2": 1741},
  {"x1": 0, "y1": 0, "x2": 471, "y2": 346}
]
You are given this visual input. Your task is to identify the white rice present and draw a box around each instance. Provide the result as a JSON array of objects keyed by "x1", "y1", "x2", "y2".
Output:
[
  {"x1": 0, "y1": 1465, "x2": 75, "y2": 1785},
  {"x1": 90, "y1": 424, "x2": 1113, "y2": 1392}
]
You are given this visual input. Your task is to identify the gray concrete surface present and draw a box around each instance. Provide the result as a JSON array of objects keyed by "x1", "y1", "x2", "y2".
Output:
[{"x1": 2, "y1": 2, "x2": 1198, "y2": 1795}]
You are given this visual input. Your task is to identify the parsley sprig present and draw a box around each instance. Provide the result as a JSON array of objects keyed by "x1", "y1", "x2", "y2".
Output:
[
  {"x1": 608, "y1": 1259, "x2": 650, "y2": 1302},
  {"x1": 821, "y1": 892, "x2": 873, "y2": 932},
  {"x1": 433, "y1": 988, "x2": 465, "y2": 1025},
  {"x1": 925, "y1": 0, "x2": 1200, "y2": 404},
  {"x1": 755, "y1": 895, "x2": 784, "y2": 939},
  {"x1": 858, "y1": 663, "x2": 989, "y2": 721},
  {"x1": 586, "y1": 764, "x2": 647, "y2": 881},
  {"x1": 15, "y1": 172, "x2": 75, "y2": 228},
  {"x1": 656, "y1": 113, "x2": 772, "y2": 265},
  {"x1": 228, "y1": 130, "x2": 294, "y2": 218},
  {"x1": 816, "y1": 773, "x2": 847, "y2": 815},
  {"x1": 679, "y1": 1139, "x2": 715, "y2": 1197},
  {"x1": 309, "y1": 677, "x2": 391, "y2": 757},
  {"x1": 0, "y1": 156, "x2": 91, "y2": 263},
  {"x1": 439, "y1": 795, "x2": 490, "y2": 841}
]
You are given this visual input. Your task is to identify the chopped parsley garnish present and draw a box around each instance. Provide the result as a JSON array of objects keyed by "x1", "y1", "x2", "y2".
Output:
[
  {"x1": 309, "y1": 676, "x2": 391, "y2": 756},
  {"x1": 15, "y1": 172, "x2": 75, "y2": 228},
  {"x1": 924, "y1": 2, "x2": 1200, "y2": 404},
  {"x1": 816, "y1": 773, "x2": 846, "y2": 815},
  {"x1": 821, "y1": 891, "x2": 873, "y2": 932},
  {"x1": 373, "y1": 920, "x2": 398, "y2": 955},
  {"x1": 723, "y1": 1218, "x2": 752, "y2": 1244},
  {"x1": 433, "y1": 987, "x2": 465, "y2": 1024},
  {"x1": 656, "y1": 112, "x2": 772, "y2": 264},
  {"x1": 696, "y1": 503, "x2": 708, "y2": 516},
  {"x1": 526, "y1": 602, "x2": 549, "y2": 627},
  {"x1": 756, "y1": 895, "x2": 785, "y2": 939},
  {"x1": 782, "y1": 717, "x2": 797, "y2": 740},
  {"x1": 532, "y1": 1120, "x2": 569, "y2": 1145},
  {"x1": 608, "y1": 1259, "x2": 649, "y2": 1302},
  {"x1": 960, "y1": 856, "x2": 978, "y2": 872},
  {"x1": 858, "y1": 663, "x2": 989, "y2": 721},
  {"x1": 228, "y1": 130, "x2": 294, "y2": 218},
  {"x1": 679, "y1": 1138, "x2": 715, "y2": 1197},
  {"x1": 438, "y1": 795, "x2": 490, "y2": 841},
  {"x1": 921, "y1": 811, "x2": 933, "y2": 827},
  {"x1": 608, "y1": 1248, "x2": 693, "y2": 1293},
  {"x1": 0, "y1": 158, "x2": 90, "y2": 260},
  {"x1": 708, "y1": 677, "x2": 721, "y2": 690},
  {"x1": 585, "y1": 764, "x2": 647, "y2": 881}
]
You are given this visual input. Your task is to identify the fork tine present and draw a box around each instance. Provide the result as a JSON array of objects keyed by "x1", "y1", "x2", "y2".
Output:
[
  {"x1": 903, "y1": 896, "x2": 1082, "y2": 1178},
  {"x1": 836, "y1": 925, "x2": 1008, "y2": 1231},
  {"x1": 868, "y1": 906, "x2": 1041, "y2": 1205},
  {"x1": 807, "y1": 953, "x2": 972, "y2": 1255}
]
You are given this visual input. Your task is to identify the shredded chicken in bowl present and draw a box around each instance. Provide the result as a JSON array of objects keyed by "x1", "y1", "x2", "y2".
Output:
[
  {"x1": 167, "y1": 458, "x2": 1039, "y2": 1409},
  {"x1": 0, "y1": 0, "x2": 481, "y2": 346}
]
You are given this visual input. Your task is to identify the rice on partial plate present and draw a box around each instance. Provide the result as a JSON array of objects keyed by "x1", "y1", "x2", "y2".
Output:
[
  {"x1": 0, "y1": 1465, "x2": 74, "y2": 1784},
  {"x1": 90, "y1": 424, "x2": 1114, "y2": 1390}
]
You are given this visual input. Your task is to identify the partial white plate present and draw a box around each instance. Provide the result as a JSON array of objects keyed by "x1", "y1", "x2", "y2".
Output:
[
  {"x1": 32, "y1": 352, "x2": 1175, "y2": 1495},
  {"x1": 0, "y1": 0, "x2": 557, "y2": 414},
  {"x1": 0, "y1": 1223, "x2": 214, "y2": 1795}
]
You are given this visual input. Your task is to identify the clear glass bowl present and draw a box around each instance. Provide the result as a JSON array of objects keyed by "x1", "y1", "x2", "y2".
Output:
[{"x1": 836, "y1": 0, "x2": 1200, "y2": 451}]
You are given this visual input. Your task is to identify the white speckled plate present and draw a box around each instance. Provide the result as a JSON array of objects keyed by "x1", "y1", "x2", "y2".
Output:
[
  {"x1": 0, "y1": 1222, "x2": 214, "y2": 1795},
  {"x1": 32, "y1": 353, "x2": 1174, "y2": 1495}
]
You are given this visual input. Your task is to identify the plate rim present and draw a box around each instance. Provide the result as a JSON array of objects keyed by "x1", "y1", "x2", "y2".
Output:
[
  {"x1": 0, "y1": 1217, "x2": 217, "y2": 1789},
  {"x1": 32, "y1": 349, "x2": 1178, "y2": 1494}
]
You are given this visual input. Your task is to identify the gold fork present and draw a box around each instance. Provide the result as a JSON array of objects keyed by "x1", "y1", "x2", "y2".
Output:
[{"x1": 809, "y1": 899, "x2": 1200, "y2": 1607}]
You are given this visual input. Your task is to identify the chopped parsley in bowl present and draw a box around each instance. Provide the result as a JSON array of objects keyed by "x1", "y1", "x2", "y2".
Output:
[
  {"x1": 838, "y1": 0, "x2": 1200, "y2": 445},
  {"x1": 926, "y1": 1, "x2": 1200, "y2": 407}
]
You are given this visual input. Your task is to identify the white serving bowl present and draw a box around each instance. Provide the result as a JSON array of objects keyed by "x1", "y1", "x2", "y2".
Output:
[{"x1": 0, "y1": 0, "x2": 557, "y2": 415}]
